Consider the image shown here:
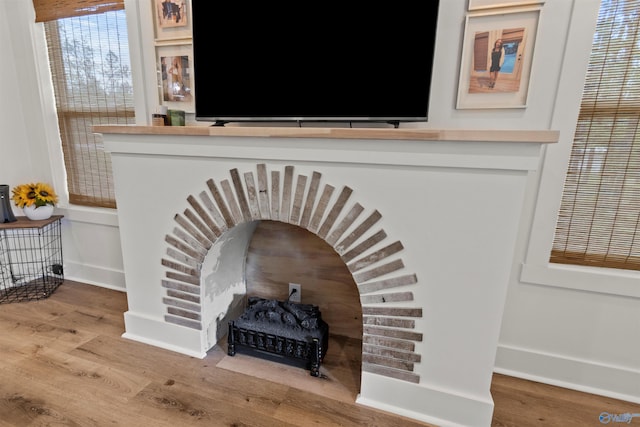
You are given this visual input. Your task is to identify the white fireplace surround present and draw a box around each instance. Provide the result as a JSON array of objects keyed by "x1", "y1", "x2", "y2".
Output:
[
  {"x1": 160, "y1": 162, "x2": 426, "y2": 382},
  {"x1": 98, "y1": 126, "x2": 557, "y2": 427}
]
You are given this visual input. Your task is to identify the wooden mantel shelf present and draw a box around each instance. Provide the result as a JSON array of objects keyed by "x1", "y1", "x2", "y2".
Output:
[{"x1": 93, "y1": 125, "x2": 559, "y2": 144}]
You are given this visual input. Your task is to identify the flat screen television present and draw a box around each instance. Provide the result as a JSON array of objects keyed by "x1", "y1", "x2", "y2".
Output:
[{"x1": 190, "y1": 2, "x2": 440, "y2": 126}]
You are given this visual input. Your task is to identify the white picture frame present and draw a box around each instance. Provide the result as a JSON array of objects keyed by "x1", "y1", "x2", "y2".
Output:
[
  {"x1": 153, "y1": 0, "x2": 191, "y2": 41},
  {"x1": 157, "y1": 44, "x2": 195, "y2": 112},
  {"x1": 456, "y1": 6, "x2": 541, "y2": 109},
  {"x1": 468, "y1": 0, "x2": 545, "y2": 11}
]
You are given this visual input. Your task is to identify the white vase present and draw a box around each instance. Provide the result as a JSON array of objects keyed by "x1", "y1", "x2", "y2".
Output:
[{"x1": 23, "y1": 204, "x2": 54, "y2": 221}]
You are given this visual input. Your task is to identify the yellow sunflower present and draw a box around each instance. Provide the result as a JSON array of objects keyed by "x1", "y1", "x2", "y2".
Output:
[
  {"x1": 34, "y1": 182, "x2": 59, "y2": 206},
  {"x1": 12, "y1": 184, "x2": 33, "y2": 208},
  {"x1": 11, "y1": 182, "x2": 58, "y2": 208}
]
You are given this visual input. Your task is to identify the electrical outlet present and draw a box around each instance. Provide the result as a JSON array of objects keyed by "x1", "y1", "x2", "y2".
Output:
[{"x1": 288, "y1": 283, "x2": 301, "y2": 303}]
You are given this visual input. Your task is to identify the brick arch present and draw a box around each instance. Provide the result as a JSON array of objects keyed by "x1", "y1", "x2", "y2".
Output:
[{"x1": 161, "y1": 164, "x2": 423, "y2": 383}]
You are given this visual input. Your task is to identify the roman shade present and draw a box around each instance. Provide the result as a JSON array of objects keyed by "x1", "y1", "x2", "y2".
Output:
[{"x1": 33, "y1": 0, "x2": 124, "y2": 22}]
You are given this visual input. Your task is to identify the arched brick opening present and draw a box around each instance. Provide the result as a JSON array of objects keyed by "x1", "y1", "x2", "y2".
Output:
[{"x1": 160, "y1": 164, "x2": 423, "y2": 383}]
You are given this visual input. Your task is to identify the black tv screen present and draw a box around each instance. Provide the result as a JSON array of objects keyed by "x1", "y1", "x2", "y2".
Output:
[{"x1": 191, "y1": 2, "x2": 440, "y2": 126}]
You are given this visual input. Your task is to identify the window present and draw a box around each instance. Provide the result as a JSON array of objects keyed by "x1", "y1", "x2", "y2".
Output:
[
  {"x1": 551, "y1": 0, "x2": 640, "y2": 271},
  {"x1": 34, "y1": 0, "x2": 135, "y2": 208}
]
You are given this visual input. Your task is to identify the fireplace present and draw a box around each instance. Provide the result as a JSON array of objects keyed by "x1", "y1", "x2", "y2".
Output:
[
  {"x1": 158, "y1": 161, "x2": 424, "y2": 384},
  {"x1": 98, "y1": 125, "x2": 556, "y2": 427}
]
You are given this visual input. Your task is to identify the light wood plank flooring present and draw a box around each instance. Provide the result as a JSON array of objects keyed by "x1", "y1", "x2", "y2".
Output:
[{"x1": 1, "y1": 280, "x2": 638, "y2": 426}]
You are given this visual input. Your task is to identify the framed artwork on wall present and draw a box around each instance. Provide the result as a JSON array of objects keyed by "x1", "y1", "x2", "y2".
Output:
[
  {"x1": 153, "y1": 0, "x2": 191, "y2": 41},
  {"x1": 157, "y1": 44, "x2": 195, "y2": 112},
  {"x1": 468, "y1": 0, "x2": 545, "y2": 11},
  {"x1": 456, "y1": 6, "x2": 541, "y2": 109}
]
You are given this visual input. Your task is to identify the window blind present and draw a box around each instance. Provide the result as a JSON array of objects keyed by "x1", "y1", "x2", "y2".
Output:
[
  {"x1": 33, "y1": 0, "x2": 124, "y2": 22},
  {"x1": 551, "y1": 0, "x2": 640, "y2": 271},
  {"x1": 37, "y1": 0, "x2": 134, "y2": 208}
]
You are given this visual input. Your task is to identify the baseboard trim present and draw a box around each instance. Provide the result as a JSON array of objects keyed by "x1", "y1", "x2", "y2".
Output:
[
  {"x1": 122, "y1": 311, "x2": 206, "y2": 358},
  {"x1": 495, "y1": 344, "x2": 640, "y2": 404},
  {"x1": 357, "y1": 372, "x2": 494, "y2": 427},
  {"x1": 63, "y1": 261, "x2": 126, "y2": 291}
]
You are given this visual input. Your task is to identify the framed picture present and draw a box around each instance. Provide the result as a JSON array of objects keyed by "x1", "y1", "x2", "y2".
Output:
[
  {"x1": 456, "y1": 6, "x2": 541, "y2": 109},
  {"x1": 468, "y1": 0, "x2": 545, "y2": 11},
  {"x1": 153, "y1": 0, "x2": 191, "y2": 41},
  {"x1": 157, "y1": 44, "x2": 194, "y2": 112}
]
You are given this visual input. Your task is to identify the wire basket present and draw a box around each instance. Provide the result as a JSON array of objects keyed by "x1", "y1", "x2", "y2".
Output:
[{"x1": 0, "y1": 216, "x2": 64, "y2": 303}]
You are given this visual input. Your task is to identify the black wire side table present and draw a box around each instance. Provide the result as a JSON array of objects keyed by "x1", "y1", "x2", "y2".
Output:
[{"x1": 0, "y1": 215, "x2": 64, "y2": 304}]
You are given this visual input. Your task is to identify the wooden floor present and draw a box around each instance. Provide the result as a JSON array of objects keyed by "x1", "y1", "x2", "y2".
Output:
[{"x1": 1, "y1": 281, "x2": 638, "y2": 426}]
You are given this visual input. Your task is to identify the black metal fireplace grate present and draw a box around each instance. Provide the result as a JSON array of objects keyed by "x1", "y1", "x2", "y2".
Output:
[{"x1": 227, "y1": 297, "x2": 329, "y2": 376}]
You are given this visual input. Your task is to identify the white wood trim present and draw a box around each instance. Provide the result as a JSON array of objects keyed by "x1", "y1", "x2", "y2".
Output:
[
  {"x1": 495, "y1": 344, "x2": 640, "y2": 404},
  {"x1": 94, "y1": 125, "x2": 559, "y2": 143}
]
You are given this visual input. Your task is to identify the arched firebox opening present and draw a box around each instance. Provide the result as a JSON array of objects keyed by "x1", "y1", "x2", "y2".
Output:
[{"x1": 160, "y1": 164, "x2": 424, "y2": 386}]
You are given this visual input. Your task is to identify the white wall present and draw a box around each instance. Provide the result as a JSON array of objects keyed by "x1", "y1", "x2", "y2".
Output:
[
  {"x1": 1, "y1": 2, "x2": 38, "y2": 184},
  {"x1": 2, "y1": 0, "x2": 638, "y2": 404},
  {"x1": 496, "y1": 1, "x2": 640, "y2": 403}
]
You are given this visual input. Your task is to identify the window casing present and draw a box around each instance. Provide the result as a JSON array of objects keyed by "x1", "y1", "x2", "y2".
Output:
[
  {"x1": 551, "y1": 0, "x2": 640, "y2": 271},
  {"x1": 37, "y1": 1, "x2": 135, "y2": 208}
]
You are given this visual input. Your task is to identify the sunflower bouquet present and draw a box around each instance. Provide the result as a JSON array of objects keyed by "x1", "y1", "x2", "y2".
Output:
[{"x1": 12, "y1": 182, "x2": 59, "y2": 209}]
